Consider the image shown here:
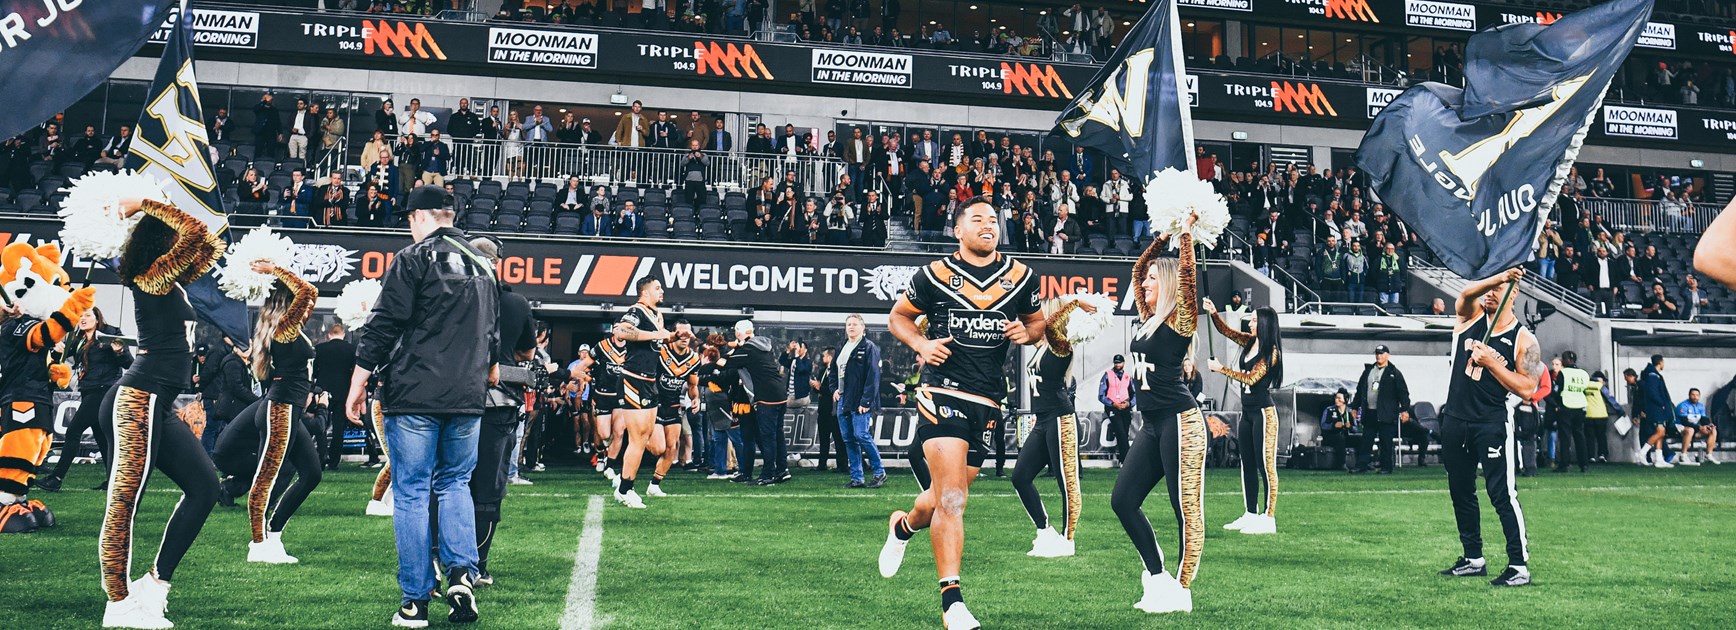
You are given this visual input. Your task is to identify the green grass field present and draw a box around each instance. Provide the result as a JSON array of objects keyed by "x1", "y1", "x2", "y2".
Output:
[{"x1": 2, "y1": 460, "x2": 1733, "y2": 629}]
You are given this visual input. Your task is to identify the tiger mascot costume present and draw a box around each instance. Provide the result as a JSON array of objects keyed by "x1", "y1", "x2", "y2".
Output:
[{"x1": 0, "y1": 242, "x2": 97, "y2": 533}]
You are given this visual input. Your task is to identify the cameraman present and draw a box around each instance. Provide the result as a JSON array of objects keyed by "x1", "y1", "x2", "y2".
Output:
[
  {"x1": 824, "y1": 194, "x2": 854, "y2": 246},
  {"x1": 468, "y1": 236, "x2": 538, "y2": 585},
  {"x1": 682, "y1": 140, "x2": 707, "y2": 210}
]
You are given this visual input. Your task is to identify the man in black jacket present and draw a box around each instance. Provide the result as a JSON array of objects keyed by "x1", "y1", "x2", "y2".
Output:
[
  {"x1": 468, "y1": 237, "x2": 538, "y2": 585},
  {"x1": 313, "y1": 324, "x2": 356, "y2": 470},
  {"x1": 723, "y1": 320, "x2": 788, "y2": 484},
  {"x1": 347, "y1": 185, "x2": 498, "y2": 627},
  {"x1": 1351, "y1": 345, "x2": 1413, "y2": 473},
  {"x1": 447, "y1": 98, "x2": 482, "y2": 177},
  {"x1": 210, "y1": 338, "x2": 258, "y2": 457}
]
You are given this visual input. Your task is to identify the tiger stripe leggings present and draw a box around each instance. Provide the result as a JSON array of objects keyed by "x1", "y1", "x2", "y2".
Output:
[
  {"x1": 1111, "y1": 406, "x2": 1207, "y2": 588},
  {"x1": 98, "y1": 386, "x2": 219, "y2": 601},
  {"x1": 371, "y1": 400, "x2": 392, "y2": 502},
  {"x1": 1239, "y1": 407, "x2": 1279, "y2": 517},
  {"x1": 246, "y1": 401, "x2": 301, "y2": 543}
]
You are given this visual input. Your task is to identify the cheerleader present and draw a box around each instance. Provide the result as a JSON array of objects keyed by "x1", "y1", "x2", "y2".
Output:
[
  {"x1": 98, "y1": 197, "x2": 225, "y2": 629},
  {"x1": 1202, "y1": 301, "x2": 1284, "y2": 535},
  {"x1": 1011, "y1": 293, "x2": 1113, "y2": 558},
  {"x1": 227, "y1": 260, "x2": 318, "y2": 563},
  {"x1": 1112, "y1": 212, "x2": 1207, "y2": 614}
]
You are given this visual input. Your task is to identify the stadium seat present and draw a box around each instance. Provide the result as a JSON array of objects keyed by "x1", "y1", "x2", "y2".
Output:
[
  {"x1": 554, "y1": 214, "x2": 583, "y2": 235},
  {"x1": 469, "y1": 198, "x2": 496, "y2": 214},
  {"x1": 500, "y1": 199, "x2": 526, "y2": 215},
  {"x1": 253, "y1": 159, "x2": 277, "y2": 177},
  {"x1": 462, "y1": 212, "x2": 491, "y2": 231},
  {"x1": 495, "y1": 212, "x2": 523, "y2": 232},
  {"x1": 13, "y1": 190, "x2": 43, "y2": 211},
  {"x1": 523, "y1": 214, "x2": 553, "y2": 234},
  {"x1": 58, "y1": 163, "x2": 84, "y2": 179}
]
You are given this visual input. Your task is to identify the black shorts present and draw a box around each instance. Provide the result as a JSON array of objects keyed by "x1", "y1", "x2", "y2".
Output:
[
  {"x1": 657, "y1": 405, "x2": 683, "y2": 426},
  {"x1": 593, "y1": 392, "x2": 619, "y2": 415},
  {"x1": 618, "y1": 374, "x2": 657, "y2": 411},
  {"x1": 913, "y1": 386, "x2": 1002, "y2": 468}
]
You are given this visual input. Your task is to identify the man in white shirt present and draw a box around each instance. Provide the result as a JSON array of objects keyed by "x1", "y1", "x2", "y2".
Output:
[
  {"x1": 288, "y1": 99, "x2": 310, "y2": 160},
  {"x1": 1103, "y1": 167, "x2": 1131, "y2": 237},
  {"x1": 398, "y1": 98, "x2": 436, "y2": 137}
]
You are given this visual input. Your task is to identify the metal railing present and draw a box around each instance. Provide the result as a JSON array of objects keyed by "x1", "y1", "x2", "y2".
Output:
[
  {"x1": 1574, "y1": 197, "x2": 1724, "y2": 235},
  {"x1": 402, "y1": 139, "x2": 848, "y2": 192},
  {"x1": 1408, "y1": 254, "x2": 1599, "y2": 316}
]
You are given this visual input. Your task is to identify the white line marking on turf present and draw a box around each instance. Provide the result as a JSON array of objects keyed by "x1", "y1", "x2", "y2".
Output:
[
  {"x1": 560, "y1": 495, "x2": 606, "y2": 630},
  {"x1": 127, "y1": 483, "x2": 1729, "y2": 500}
]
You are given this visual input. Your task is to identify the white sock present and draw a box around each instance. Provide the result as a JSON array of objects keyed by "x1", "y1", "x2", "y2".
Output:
[
  {"x1": 1510, "y1": 565, "x2": 1530, "y2": 576},
  {"x1": 1467, "y1": 557, "x2": 1486, "y2": 567},
  {"x1": 0, "y1": 491, "x2": 18, "y2": 504}
]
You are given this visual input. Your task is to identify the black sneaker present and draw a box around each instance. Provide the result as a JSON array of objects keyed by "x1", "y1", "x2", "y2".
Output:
[
  {"x1": 392, "y1": 600, "x2": 429, "y2": 628},
  {"x1": 34, "y1": 475, "x2": 62, "y2": 492},
  {"x1": 1490, "y1": 566, "x2": 1532, "y2": 587},
  {"x1": 445, "y1": 568, "x2": 479, "y2": 623},
  {"x1": 730, "y1": 474, "x2": 756, "y2": 484},
  {"x1": 216, "y1": 481, "x2": 237, "y2": 508},
  {"x1": 476, "y1": 569, "x2": 494, "y2": 586},
  {"x1": 754, "y1": 477, "x2": 778, "y2": 486},
  {"x1": 1439, "y1": 557, "x2": 1488, "y2": 577},
  {"x1": 846, "y1": 480, "x2": 866, "y2": 488},
  {"x1": 777, "y1": 471, "x2": 793, "y2": 483},
  {"x1": 866, "y1": 473, "x2": 887, "y2": 489}
]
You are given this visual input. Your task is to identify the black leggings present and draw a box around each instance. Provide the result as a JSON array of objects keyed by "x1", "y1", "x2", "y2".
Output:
[
  {"x1": 473, "y1": 408, "x2": 519, "y2": 571},
  {"x1": 1555, "y1": 408, "x2": 1589, "y2": 472},
  {"x1": 50, "y1": 386, "x2": 117, "y2": 480},
  {"x1": 211, "y1": 399, "x2": 322, "y2": 535},
  {"x1": 98, "y1": 385, "x2": 219, "y2": 601},
  {"x1": 1238, "y1": 407, "x2": 1278, "y2": 516},
  {"x1": 1011, "y1": 413, "x2": 1081, "y2": 536},
  {"x1": 815, "y1": 404, "x2": 846, "y2": 470},
  {"x1": 1110, "y1": 405, "x2": 1207, "y2": 588}
]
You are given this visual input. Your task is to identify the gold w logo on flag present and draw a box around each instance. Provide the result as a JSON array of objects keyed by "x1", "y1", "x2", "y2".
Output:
[
  {"x1": 1430, "y1": 74, "x2": 1592, "y2": 200},
  {"x1": 1059, "y1": 48, "x2": 1154, "y2": 138}
]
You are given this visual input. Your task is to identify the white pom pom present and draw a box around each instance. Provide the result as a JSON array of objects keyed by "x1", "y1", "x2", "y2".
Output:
[
  {"x1": 1142, "y1": 167, "x2": 1231, "y2": 250},
  {"x1": 57, "y1": 170, "x2": 171, "y2": 260},
  {"x1": 333, "y1": 279, "x2": 382, "y2": 330},
  {"x1": 218, "y1": 228, "x2": 297, "y2": 302},
  {"x1": 1058, "y1": 292, "x2": 1118, "y2": 345}
]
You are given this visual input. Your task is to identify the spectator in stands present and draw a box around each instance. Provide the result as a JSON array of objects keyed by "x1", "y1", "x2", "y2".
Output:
[
  {"x1": 318, "y1": 172, "x2": 350, "y2": 227},
  {"x1": 572, "y1": 118, "x2": 602, "y2": 146},
  {"x1": 1372, "y1": 243, "x2": 1404, "y2": 307},
  {"x1": 1588, "y1": 246, "x2": 1618, "y2": 308},
  {"x1": 1320, "y1": 390, "x2": 1356, "y2": 471},
  {"x1": 1638, "y1": 355, "x2": 1676, "y2": 467},
  {"x1": 614, "y1": 100, "x2": 648, "y2": 148},
  {"x1": 360, "y1": 129, "x2": 388, "y2": 172},
  {"x1": 650, "y1": 111, "x2": 679, "y2": 149},
  {"x1": 1536, "y1": 225, "x2": 1562, "y2": 281},
  {"x1": 1588, "y1": 167, "x2": 1614, "y2": 198},
  {"x1": 209, "y1": 107, "x2": 232, "y2": 143},
  {"x1": 93, "y1": 125, "x2": 132, "y2": 170},
  {"x1": 373, "y1": 99, "x2": 397, "y2": 138},
  {"x1": 1681, "y1": 274, "x2": 1709, "y2": 321},
  {"x1": 286, "y1": 98, "x2": 312, "y2": 160},
  {"x1": 422, "y1": 130, "x2": 449, "y2": 186},
  {"x1": 239, "y1": 166, "x2": 268, "y2": 209},
  {"x1": 823, "y1": 194, "x2": 854, "y2": 245},
  {"x1": 1344, "y1": 240, "x2": 1369, "y2": 304},
  {"x1": 1077, "y1": 185, "x2": 1105, "y2": 237},
  {"x1": 254, "y1": 93, "x2": 283, "y2": 158},
  {"x1": 616, "y1": 201, "x2": 645, "y2": 238},
  {"x1": 398, "y1": 98, "x2": 436, "y2": 137},
  {"x1": 1619, "y1": 244, "x2": 1642, "y2": 285},
  {"x1": 319, "y1": 108, "x2": 345, "y2": 170},
  {"x1": 447, "y1": 98, "x2": 481, "y2": 174},
  {"x1": 707, "y1": 117, "x2": 732, "y2": 152},
  {"x1": 1351, "y1": 345, "x2": 1411, "y2": 474},
  {"x1": 1252, "y1": 232, "x2": 1275, "y2": 277},
  {"x1": 746, "y1": 124, "x2": 774, "y2": 155},
  {"x1": 1635, "y1": 245, "x2": 1662, "y2": 284},
  {"x1": 580, "y1": 203, "x2": 612, "y2": 237},
  {"x1": 1316, "y1": 234, "x2": 1347, "y2": 298},
  {"x1": 681, "y1": 141, "x2": 707, "y2": 209},
  {"x1": 395, "y1": 133, "x2": 424, "y2": 188},
  {"x1": 501, "y1": 111, "x2": 525, "y2": 180},
  {"x1": 68, "y1": 125, "x2": 101, "y2": 165},
  {"x1": 556, "y1": 178, "x2": 585, "y2": 214},
  {"x1": 1018, "y1": 213, "x2": 1047, "y2": 253},
  {"x1": 1048, "y1": 203, "x2": 1080, "y2": 254},
  {"x1": 860, "y1": 190, "x2": 887, "y2": 248},
  {"x1": 683, "y1": 111, "x2": 708, "y2": 150},
  {"x1": 931, "y1": 22, "x2": 951, "y2": 46},
  {"x1": 1642, "y1": 283, "x2": 1680, "y2": 320},
  {"x1": 367, "y1": 151, "x2": 399, "y2": 226},
  {"x1": 1674, "y1": 389, "x2": 1717, "y2": 466},
  {"x1": 282, "y1": 168, "x2": 315, "y2": 220}
]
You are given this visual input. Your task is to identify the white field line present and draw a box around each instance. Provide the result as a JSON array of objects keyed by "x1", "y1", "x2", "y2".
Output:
[{"x1": 559, "y1": 495, "x2": 607, "y2": 630}]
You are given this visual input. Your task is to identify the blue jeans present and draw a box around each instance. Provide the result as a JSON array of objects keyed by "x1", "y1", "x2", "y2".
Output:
[
  {"x1": 200, "y1": 417, "x2": 227, "y2": 457},
  {"x1": 1133, "y1": 220, "x2": 1148, "y2": 240},
  {"x1": 756, "y1": 403, "x2": 788, "y2": 479},
  {"x1": 1347, "y1": 279, "x2": 1365, "y2": 303},
  {"x1": 385, "y1": 413, "x2": 481, "y2": 604},
  {"x1": 711, "y1": 426, "x2": 743, "y2": 476},
  {"x1": 841, "y1": 402, "x2": 885, "y2": 482},
  {"x1": 1538, "y1": 258, "x2": 1556, "y2": 281},
  {"x1": 688, "y1": 409, "x2": 709, "y2": 465}
]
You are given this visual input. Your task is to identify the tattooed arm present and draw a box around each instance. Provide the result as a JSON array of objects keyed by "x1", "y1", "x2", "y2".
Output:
[{"x1": 1470, "y1": 329, "x2": 1541, "y2": 400}]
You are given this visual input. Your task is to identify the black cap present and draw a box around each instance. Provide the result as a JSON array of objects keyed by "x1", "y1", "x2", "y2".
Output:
[
  {"x1": 195, "y1": 344, "x2": 209, "y2": 355},
  {"x1": 1374, "y1": 345, "x2": 1390, "y2": 355},
  {"x1": 1113, "y1": 354, "x2": 1125, "y2": 363},
  {"x1": 399, "y1": 185, "x2": 450, "y2": 215}
]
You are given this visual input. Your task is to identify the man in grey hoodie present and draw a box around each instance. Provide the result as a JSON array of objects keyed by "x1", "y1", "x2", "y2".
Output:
[{"x1": 723, "y1": 321, "x2": 789, "y2": 484}]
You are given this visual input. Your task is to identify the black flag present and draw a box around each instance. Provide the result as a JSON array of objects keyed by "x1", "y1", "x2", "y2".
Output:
[
  {"x1": 1052, "y1": 0, "x2": 1193, "y2": 177},
  {"x1": 1355, "y1": 0, "x2": 1653, "y2": 280},
  {"x1": 0, "y1": 0, "x2": 175, "y2": 142}
]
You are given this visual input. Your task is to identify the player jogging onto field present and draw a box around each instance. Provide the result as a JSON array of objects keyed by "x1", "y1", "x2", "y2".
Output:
[
  {"x1": 649, "y1": 321, "x2": 700, "y2": 497},
  {"x1": 594, "y1": 337, "x2": 624, "y2": 478},
  {"x1": 1436, "y1": 268, "x2": 1542, "y2": 587},
  {"x1": 877, "y1": 197, "x2": 1045, "y2": 630},
  {"x1": 610, "y1": 277, "x2": 673, "y2": 508}
]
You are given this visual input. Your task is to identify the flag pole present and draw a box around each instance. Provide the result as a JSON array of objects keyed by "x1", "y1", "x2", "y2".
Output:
[{"x1": 1197, "y1": 241, "x2": 1216, "y2": 361}]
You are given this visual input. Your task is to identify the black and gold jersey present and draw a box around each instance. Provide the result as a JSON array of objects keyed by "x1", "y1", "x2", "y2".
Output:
[
  {"x1": 657, "y1": 343, "x2": 700, "y2": 408},
  {"x1": 617, "y1": 303, "x2": 665, "y2": 379},
  {"x1": 900, "y1": 252, "x2": 1041, "y2": 401},
  {"x1": 592, "y1": 338, "x2": 625, "y2": 396}
]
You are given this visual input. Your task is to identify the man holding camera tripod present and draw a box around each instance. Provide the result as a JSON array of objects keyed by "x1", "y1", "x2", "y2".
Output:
[{"x1": 467, "y1": 236, "x2": 539, "y2": 586}]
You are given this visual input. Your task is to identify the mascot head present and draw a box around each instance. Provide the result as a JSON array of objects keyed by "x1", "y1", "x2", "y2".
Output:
[{"x1": 1, "y1": 243, "x2": 74, "y2": 321}]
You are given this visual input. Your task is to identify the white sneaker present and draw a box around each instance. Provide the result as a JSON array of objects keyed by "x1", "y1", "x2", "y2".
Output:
[
  {"x1": 1027, "y1": 527, "x2": 1076, "y2": 557},
  {"x1": 1653, "y1": 456, "x2": 1676, "y2": 469},
  {"x1": 1705, "y1": 455, "x2": 1722, "y2": 465},
  {"x1": 941, "y1": 602, "x2": 981, "y2": 629},
  {"x1": 532, "y1": 463, "x2": 546, "y2": 472},
  {"x1": 1134, "y1": 570, "x2": 1193, "y2": 614},
  {"x1": 879, "y1": 510, "x2": 910, "y2": 578},
  {"x1": 706, "y1": 473, "x2": 731, "y2": 480},
  {"x1": 604, "y1": 468, "x2": 618, "y2": 482},
  {"x1": 1636, "y1": 447, "x2": 1652, "y2": 466},
  {"x1": 103, "y1": 596, "x2": 174, "y2": 629},
  {"x1": 614, "y1": 490, "x2": 646, "y2": 509},
  {"x1": 594, "y1": 459, "x2": 607, "y2": 473},
  {"x1": 366, "y1": 499, "x2": 394, "y2": 517},
  {"x1": 1240, "y1": 514, "x2": 1277, "y2": 535},
  {"x1": 247, "y1": 533, "x2": 299, "y2": 564},
  {"x1": 128, "y1": 575, "x2": 170, "y2": 616},
  {"x1": 1678, "y1": 453, "x2": 1701, "y2": 466},
  {"x1": 609, "y1": 474, "x2": 621, "y2": 491},
  {"x1": 508, "y1": 476, "x2": 534, "y2": 486},
  {"x1": 646, "y1": 484, "x2": 668, "y2": 497},
  {"x1": 1223, "y1": 512, "x2": 1257, "y2": 531}
]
